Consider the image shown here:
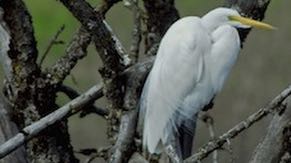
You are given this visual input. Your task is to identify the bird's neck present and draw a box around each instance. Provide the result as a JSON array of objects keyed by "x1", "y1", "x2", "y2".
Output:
[
  {"x1": 201, "y1": 14, "x2": 221, "y2": 32},
  {"x1": 206, "y1": 25, "x2": 241, "y2": 93}
]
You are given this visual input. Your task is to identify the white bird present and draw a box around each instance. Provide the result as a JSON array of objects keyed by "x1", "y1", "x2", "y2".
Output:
[{"x1": 139, "y1": 7, "x2": 274, "y2": 161}]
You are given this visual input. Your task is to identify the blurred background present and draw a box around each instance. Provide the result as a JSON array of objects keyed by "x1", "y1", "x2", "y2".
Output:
[{"x1": 11, "y1": 0, "x2": 291, "y2": 162}]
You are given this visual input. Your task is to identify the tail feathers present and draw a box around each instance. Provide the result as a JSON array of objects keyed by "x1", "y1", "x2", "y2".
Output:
[{"x1": 178, "y1": 119, "x2": 197, "y2": 159}]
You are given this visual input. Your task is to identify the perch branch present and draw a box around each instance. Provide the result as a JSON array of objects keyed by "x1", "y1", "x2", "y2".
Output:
[
  {"x1": 184, "y1": 85, "x2": 291, "y2": 163},
  {"x1": 0, "y1": 84, "x2": 103, "y2": 159},
  {"x1": 198, "y1": 113, "x2": 218, "y2": 163}
]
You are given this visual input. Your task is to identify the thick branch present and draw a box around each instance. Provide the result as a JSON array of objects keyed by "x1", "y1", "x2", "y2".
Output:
[
  {"x1": 0, "y1": 84, "x2": 103, "y2": 159},
  {"x1": 1, "y1": 0, "x2": 39, "y2": 85},
  {"x1": 143, "y1": 0, "x2": 179, "y2": 50},
  {"x1": 184, "y1": 85, "x2": 291, "y2": 163},
  {"x1": 49, "y1": 0, "x2": 121, "y2": 84},
  {"x1": 249, "y1": 99, "x2": 291, "y2": 163},
  {"x1": 109, "y1": 110, "x2": 138, "y2": 163},
  {"x1": 122, "y1": 56, "x2": 154, "y2": 110},
  {"x1": 1, "y1": 1, "x2": 78, "y2": 162},
  {"x1": 59, "y1": 0, "x2": 129, "y2": 78}
]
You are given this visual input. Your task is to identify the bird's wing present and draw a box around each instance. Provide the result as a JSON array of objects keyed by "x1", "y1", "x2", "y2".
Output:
[{"x1": 141, "y1": 16, "x2": 212, "y2": 153}]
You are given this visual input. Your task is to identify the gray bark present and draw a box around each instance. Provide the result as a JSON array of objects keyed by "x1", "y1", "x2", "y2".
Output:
[
  {"x1": 249, "y1": 98, "x2": 291, "y2": 163},
  {"x1": 0, "y1": 96, "x2": 28, "y2": 163}
]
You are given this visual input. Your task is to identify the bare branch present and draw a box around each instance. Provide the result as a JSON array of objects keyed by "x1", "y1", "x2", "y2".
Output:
[
  {"x1": 49, "y1": 27, "x2": 92, "y2": 84},
  {"x1": 39, "y1": 25, "x2": 65, "y2": 66},
  {"x1": 143, "y1": 0, "x2": 179, "y2": 51},
  {"x1": 1, "y1": 0, "x2": 40, "y2": 94},
  {"x1": 59, "y1": 0, "x2": 130, "y2": 77},
  {"x1": 109, "y1": 110, "x2": 138, "y2": 163},
  {"x1": 0, "y1": 13, "x2": 13, "y2": 87},
  {"x1": 0, "y1": 96, "x2": 28, "y2": 163},
  {"x1": 184, "y1": 85, "x2": 291, "y2": 163},
  {"x1": 122, "y1": 56, "x2": 154, "y2": 110},
  {"x1": 49, "y1": 0, "x2": 121, "y2": 84},
  {"x1": 1, "y1": 1, "x2": 79, "y2": 162},
  {"x1": 58, "y1": 84, "x2": 108, "y2": 117},
  {"x1": 0, "y1": 84, "x2": 103, "y2": 159},
  {"x1": 249, "y1": 99, "x2": 291, "y2": 163},
  {"x1": 124, "y1": 0, "x2": 142, "y2": 63}
]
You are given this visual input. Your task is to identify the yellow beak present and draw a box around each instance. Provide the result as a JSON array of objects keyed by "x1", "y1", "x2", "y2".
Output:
[{"x1": 229, "y1": 15, "x2": 275, "y2": 30}]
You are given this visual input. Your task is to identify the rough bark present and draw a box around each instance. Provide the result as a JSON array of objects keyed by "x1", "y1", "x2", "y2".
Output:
[
  {"x1": 0, "y1": 96, "x2": 28, "y2": 163},
  {"x1": 249, "y1": 98, "x2": 291, "y2": 163},
  {"x1": 1, "y1": 0, "x2": 78, "y2": 162},
  {"x1": 143, "y1": 0, "x2": 180, "y2": 51}
]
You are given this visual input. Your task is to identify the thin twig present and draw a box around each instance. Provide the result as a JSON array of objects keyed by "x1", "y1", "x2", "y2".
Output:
[
  {"x1": 124, "y1": 0, "x2": 142, "y2": 63},
  {"x1": 0, "y1": 84, "x2": 103, "y2": 159},
  {"x1": 39, "y1": 25, "x2": 65, "y2": 66},
  {"x1": 185, "y1": 85, "x2": 291, "y2": 163}
]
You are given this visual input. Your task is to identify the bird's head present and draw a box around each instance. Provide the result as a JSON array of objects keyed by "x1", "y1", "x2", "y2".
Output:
[{"x1": 202, "y1": 7, "x2": 275, "y2": 32}]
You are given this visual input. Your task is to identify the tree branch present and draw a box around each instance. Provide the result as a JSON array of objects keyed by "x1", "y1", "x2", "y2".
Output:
[
  {"x1": 0, "y1": 83, "x2": 103, "y2": 159},
  {"x1": 59, "y1": 0, "x2": 129, "y2": 78},
  {"x1": 49, "y1": 27, "x2": 92, "y2": 84},
  {"x1": 125, "y1": 0, "x2": 143, "y2": 63},
  {"x1": 49, "y1": 0, "x2": 122, "y2": 84},
  {"x1": 184, "y1": 85, "x2": 291, "y2": 163},
  {"x1": 0, "y1": 96, "x2": 28, "y2": 163},
  {"x1": 58, "y1": 84, "x2": 108, "y2": 117},
  {"x1": 249, "y1": 99, "x2": 291, "y2": 163},
  {"x1": 109, "y1": 110, "x2": 138, "y2": 163},
  {"x1": 142, "y1": 0, "x2": 179, "y2": 51},
  {"x1": 1, "y1": 0, "x2": 40, "y2": 98},
  {"x1": 1, "y1": 1, "x2": 79, "y2": 162},
  {"x1": 39, "y1": 25, "x2": 65, "y2": 66}
]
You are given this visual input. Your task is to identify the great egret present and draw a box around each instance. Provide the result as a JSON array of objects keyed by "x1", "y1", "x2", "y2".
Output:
[{"x1": 139, "y1": 7, "x2": 274, "y2": 161}]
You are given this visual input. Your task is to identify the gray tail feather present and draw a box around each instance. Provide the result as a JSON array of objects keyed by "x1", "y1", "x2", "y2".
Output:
[{"x1": 178, "y1": 116, "x2": 197, "y2": 159}]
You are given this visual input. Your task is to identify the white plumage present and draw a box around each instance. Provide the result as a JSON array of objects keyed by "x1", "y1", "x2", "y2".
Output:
[{"x1": 139, "y1": 7, "x2": 274, "y2": 159}]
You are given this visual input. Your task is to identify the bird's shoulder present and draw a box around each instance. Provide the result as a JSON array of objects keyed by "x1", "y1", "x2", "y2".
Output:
[
  {"x1": 166, "y1": 16, "x2": 207, "y2": 37},
  {"x1": 159, "y1": 16, "x2": 211, "y2": 58}
]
